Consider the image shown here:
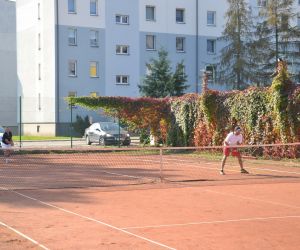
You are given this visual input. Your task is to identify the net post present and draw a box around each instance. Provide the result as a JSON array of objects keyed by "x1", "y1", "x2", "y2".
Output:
[{"x1": 159, "y1": 148, "x2": 163, "y2": 182}]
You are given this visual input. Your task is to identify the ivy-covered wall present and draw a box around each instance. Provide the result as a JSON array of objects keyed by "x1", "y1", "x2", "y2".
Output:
[{"x1": 69, "y1": 68, "x2": 300, "y2": 148}]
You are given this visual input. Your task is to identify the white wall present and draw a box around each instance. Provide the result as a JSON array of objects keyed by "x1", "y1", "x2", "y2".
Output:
[
  {"x1": 17, "y1": 0, "x2": 56, "y2": 135},
  {"x1": 58, "y1": 0, "x2": 105, "y2": 28},
  {"x1": 139, "y1": 0, "x2": 195, "y2": 35},
  {"x1": 105, "y1": 0, "x2": 140, "y2": 97},
  {"x1": 39, "y1": 0, "x2": 56, "y2": 123},
  {"x1": 139, "y1": 0, "x2": 227, "y2": 36},
  {"x1": 0, "y1": 0, "x2": 17, "y2": 127},
  {"x1": 198, "y1": 0, "x2": 228, "y2": 37}
]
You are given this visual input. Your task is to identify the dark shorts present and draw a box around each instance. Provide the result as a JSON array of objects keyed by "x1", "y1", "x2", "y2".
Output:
[{"x1": 223, "y1": 147, "x2": 241, "y2": 157}]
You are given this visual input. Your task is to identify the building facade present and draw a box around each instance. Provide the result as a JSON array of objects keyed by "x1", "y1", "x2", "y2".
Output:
[
  {"x1": 16, "y1": 0, "x2": 300, "y2": 136},
  {"x1": 0, "y1": 0, "x2": 17, "y2": 131}
]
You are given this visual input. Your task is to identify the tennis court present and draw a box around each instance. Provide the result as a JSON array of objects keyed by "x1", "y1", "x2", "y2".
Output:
[{"x1": 0, "y1": 144, "x2": 300, "y2": 249}]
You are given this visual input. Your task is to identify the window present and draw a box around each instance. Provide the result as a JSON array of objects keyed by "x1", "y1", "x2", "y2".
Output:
[
  {"x1": 176, "y1": 64, "x2": 186, "y2": 77},
  {"x1": 38, "y1": 3, "x2": 41, "y2": 20},
  {"x1": 205, "y1": 65, "x2": 216, "y2": 83},
  {"x1": 146, "y1": 6, "x2": 155, "y2": 21},
  {"x1": 116, "y1": 45, "x2": 129, "y2": 55},
  {"x1": 68, "y1": 0, "x2": 76, "y2": 13},
  {"x1": 281, "y1": 14, "x2": 289, "y2": 30},
  {"x1": 207, "y1": 39, "x2": 216, "y2": 54},
  {"x1": 176, "y1": 37, "x2": 185, "y2": 52},
  {"x1": 146, "y1": 35, "x2": 156, "y2": 50},
  {"x1": 176, "y1": 9, "x2": 185, "y2": 23},
  {"x1": 68, "y1": 28, "x2": 77, "y2": 46},
  {"x1": 68, "y1": 60, "x2": 77, "y2": 77},
  {"x1": 90, "y1": 0, "x2": 98, "y2": 16},
  {"x1": 207, "y1": 11, "x2": 216, "y2": 26},
  {"x1": 146, "y1": 66, "x2": 152, "y2": 76},
  {"x1": 297, "y1": 14, "x2": 300, "y2": 27},
  {"x1": 116, "y1": 15, "x2": 129, "y2": 24},
  {"x1": 38, "y1": 63, "x2": 41, "y2": 80},
  {"x1": 90, "y1": 92, "x2": 98, "y2": 97},
  {"x1": 116, "y1": 75, "x2": 129, "y2": 85},
  {"x1": 90, "y1": 61, "x2": 98, "y2": 78},
  {"x1": 282, "y1": 43, "x2": 288, "y2": 54},
  {"x1": 257, "y1": 0, "x2": 267, "y2": 7},
  {"x1": 38, "y1": 33, "x2": 41, "y2": 50},
  {"x1": 68, "y1": 91, "x2": 77, "y2": 97},
  {"x1": 90, "y1": 30, "x2": 99, "y2": 47}
]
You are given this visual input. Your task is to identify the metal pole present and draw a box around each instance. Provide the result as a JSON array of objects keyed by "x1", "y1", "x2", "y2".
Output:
[
  {"x1": 160, "y1": 148, "x2": 163, "y2": 182},
  {"x1": 118, "y1": 115, "x2": 121, "y2": 148},
  {"x1": 274, "y1": 5, "x2": 279, "y2": 63},
  {"x1": 70, "y1": 101, "x2": 73, "y2": 148},
  {"x1": 19, "y1": 96, "x2": 22, "y2": 148},
  {"x1": 195, "y1": 0, "x2": 199, "y2": 94},
  {"x1": 275, "y1": 24, "x2": 279, "y2": 63}
]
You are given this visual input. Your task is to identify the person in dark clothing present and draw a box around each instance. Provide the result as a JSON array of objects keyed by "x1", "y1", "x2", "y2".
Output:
[{"x1": 2, "y1": 127, "x2": 14, "y2": 163}]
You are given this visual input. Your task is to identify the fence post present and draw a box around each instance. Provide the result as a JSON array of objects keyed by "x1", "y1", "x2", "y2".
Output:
[
  {"x1": 19, "y1": 96, "x2": 22, "y2": 148},
  {"x1": 70, "y1": 101, "x2": 73, "y2": 148},
  {"x1": 118, "y1": 116, "x2": 121, "y2": 148},
  {"x1": 160, "y1": 148, "x2": 163, "y2": 182}
]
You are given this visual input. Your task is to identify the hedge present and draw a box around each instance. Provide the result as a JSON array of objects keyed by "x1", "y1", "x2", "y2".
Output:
[{"x1": 68, "y1": 66, "x2": 300, "y2": 149}]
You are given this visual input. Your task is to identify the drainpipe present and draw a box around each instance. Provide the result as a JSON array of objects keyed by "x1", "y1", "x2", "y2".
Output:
[{"x1": 55, "y1": 0, "x2": 60, "y2": 135}]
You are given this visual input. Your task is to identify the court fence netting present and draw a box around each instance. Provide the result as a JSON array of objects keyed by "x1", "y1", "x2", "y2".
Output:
[{"x1": 0, "y1": 143, "x2": 299, "y2": 190}]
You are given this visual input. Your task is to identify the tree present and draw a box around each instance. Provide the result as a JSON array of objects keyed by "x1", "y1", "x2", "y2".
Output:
[
  {"x1": 73, "y1": 115, "x2": 90, "y2": 136},
  {"x1": 219, "y1": 0, "x2": 255, "y2": 90},
  {"x1": 139, "y1": 49, "x2": 188, "y2": 97},
  {"x1": 257, "y1": 0, "x2": 300, "y2": 83},
  {"x1": 170, "y1": 62, "x2": 188, "y2": 96}
]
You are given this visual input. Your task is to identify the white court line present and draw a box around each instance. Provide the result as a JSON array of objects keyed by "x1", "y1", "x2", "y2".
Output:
[
  {"x1": 102, "y1": 170, "x2": 156, "y2": 181},
  {"x1": 160, "y1": 157, "x2": 300, "y2": 175},
  {"x1": 248, "y1": 167, "x2": 300, "y2": 175},
  {"x1": 7, "y1": 189, "x2": 176, "y2": 250},
  {"x1": 138, "y1": 157, "x2": 300, "y2": 176},
  {"x1": 121, "y1": 215, "x2": 300, "y2": 230},
  {"x1": 136, "y1": 158, "x2": 241, "y2": 173},
  {"x1": 0, "y1": 220, "x2": 49, "y2": 250},
  {"x1": 204, "y1": 189, "x2": 300, "y2": 209}
]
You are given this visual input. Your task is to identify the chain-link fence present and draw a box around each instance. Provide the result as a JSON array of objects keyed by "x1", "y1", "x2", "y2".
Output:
[{"x1": 0, "y1": 96, "x2": 135, "y2": 149}]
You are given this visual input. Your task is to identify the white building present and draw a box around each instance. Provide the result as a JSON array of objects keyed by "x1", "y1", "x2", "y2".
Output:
[
  {"x1": 0, "y1": 0, "x2": 17, "y2": 131},
  {"x1": 16, "y1": 0, "x2": 300, "y2": 136}
]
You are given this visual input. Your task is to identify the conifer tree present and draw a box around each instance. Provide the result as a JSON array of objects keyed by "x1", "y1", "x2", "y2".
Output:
[
  {"x1": 257, "y1": 0, "x2": 300, "y2": 82},
  {"x1": 219, "y1": 0, "x2": 256, "y2": 90},
  {"x1": 139, "y1": 49, "x2": 188, "y2": 97}
]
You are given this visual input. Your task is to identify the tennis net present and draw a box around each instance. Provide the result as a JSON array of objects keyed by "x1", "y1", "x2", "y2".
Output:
[{"x1": 0, "y1": 143, "x2": 299, "y2": 190}]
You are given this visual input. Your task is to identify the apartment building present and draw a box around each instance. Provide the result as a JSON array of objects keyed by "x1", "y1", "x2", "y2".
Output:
[
  {"x1": 17, "y1": 0, "x2": 300, "y2": 136},
  {"x1": 0, "y1": 0, "x2": 17, "y2": 131}
]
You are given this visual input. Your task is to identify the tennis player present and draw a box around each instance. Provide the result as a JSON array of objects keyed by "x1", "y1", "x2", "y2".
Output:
[
  {"x1": 220, "y1": 126, "x2": 248, "y2": 175},
  {"x1": 2, "y1": 127, "x2": 14, "y2": 163}
]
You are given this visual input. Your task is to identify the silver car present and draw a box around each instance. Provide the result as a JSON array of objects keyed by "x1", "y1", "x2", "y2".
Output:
[
  {"x1": 0, "y1": 126, "x2": 4, "y2": 148},
  {"x1": 84, "y1": 122, "x2": 131, "y2": 146}
]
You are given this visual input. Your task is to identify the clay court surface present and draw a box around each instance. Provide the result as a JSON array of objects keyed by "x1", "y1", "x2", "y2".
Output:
[{"x1": 0, "y1": 149, "x2": 299, "y2": 249}]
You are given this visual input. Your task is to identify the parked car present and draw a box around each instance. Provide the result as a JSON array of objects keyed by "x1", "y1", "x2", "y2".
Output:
[
  {"x1": 84, "y1": 122, "x2": 131, "y2": 146},
  {"x1": 0, "y1": 126, "x2": 4, "y2": 147}
]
